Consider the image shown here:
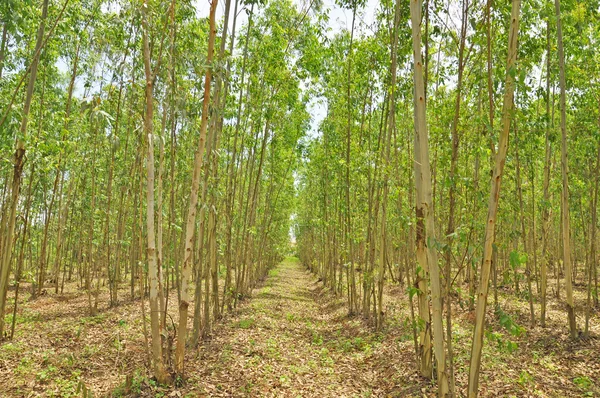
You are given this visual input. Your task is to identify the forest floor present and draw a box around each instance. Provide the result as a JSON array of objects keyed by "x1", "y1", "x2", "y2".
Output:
[{"x1": 0, "y1": 257, "x2": 599, "y2": 397}]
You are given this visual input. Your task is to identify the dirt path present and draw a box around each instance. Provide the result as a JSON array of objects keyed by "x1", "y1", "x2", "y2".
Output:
[{"x1": 186, "y1": 257, "x2": 408, "y2": 397}]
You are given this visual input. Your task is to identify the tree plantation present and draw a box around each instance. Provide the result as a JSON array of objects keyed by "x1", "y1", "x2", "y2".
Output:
[{"x1": 0, "y1": 0, "x2": 599, "y2": 396}]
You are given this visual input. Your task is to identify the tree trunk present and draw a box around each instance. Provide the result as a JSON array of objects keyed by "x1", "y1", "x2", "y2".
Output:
[
  {"x1": 554, "y1": 0, "x2": 577, "y2": 338},
  {"x1": 141, "y1": 0, "x2": 170, "y2": 383},
  {"x1": 410, "y1": 0, "x2": 448, "y2": 394},
  {"x1": 541, "y1": 24, "x2": 553, "y2": 325},
  {"x1": 175, "y1": 0, "x2": 218, "y2": 375},
  {"x1": 345, "y1": 5, "x2": 358, "y2": 316},
  {"x1": 467, "y1": 0, "x2": 521, "y2": 395},
  {"x1": 515, "y1": 128, "x2": 535, "y2": 326},
  {"x1": 0, "y1": 22, "x2": 7, "y2": 79},
  {"x1": 9, "y1": 163, "x2": 35, "y2": 339},
  {"x1": 0, "y1": 0, "x2": 49, "y2": 337}
]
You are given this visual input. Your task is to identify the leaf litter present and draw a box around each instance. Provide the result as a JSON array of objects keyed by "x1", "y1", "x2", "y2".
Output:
[{"x1": 0, "y1": 257, "x2": 598, "y2": 397}]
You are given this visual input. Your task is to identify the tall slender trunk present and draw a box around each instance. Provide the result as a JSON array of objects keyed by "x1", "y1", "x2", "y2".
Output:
[
  {"x1": 9, "y1": 163, "x2": 35, "y2": 339},
  {"x1": 53, "y1": 42, "x2": 80, "y2": 295},
  {"x1": 175, "y1": 0, "x2": 218, "y2": 375},
  {"x1": 204, "y1": 0, "x2": 233, "y2": 329},
  {"x1": 410, "y1": 1, "x2": 432, "y2": 380},
  {"x1": 376, "y1": 0, "x2": 401, "y2": 330},
  {"x1": 467, "y1": 0, "x2": 521, "y2": 395},
  {"x1": 157, "y1": 74, "x2": 167, "y2": 325},
  {"x1": 410, "y1": 0, "x2": 448, "y2": 394},
  {"x1": 515, "y1": 128, "x2": 535, "y2": 326},
  {"x1": 220, "y1": 0, "x2": 237, "y2": 314},
  {"x1": 345, "y1": 4, "x2": 357, "y2": 316},
  {"x1": 0, "y1": 22, "x2": 7, "y2": 79},
  {"x1": 167, "y1": 1, "x2": 179, "y2": 302},
  {"x1": 485, "y1": 0, "x2": 495, "y2": 156},
  {"x1": 37, "y1": 169, "x2": 60, "y2": 294},
  {"x1": 586, "y1": 117, "x2": 600, "y2": 336},
  {"x1": 55, "y1": 177, "x2": 74, "y2": 294},
  {"x1": 141, "y1": 0, "x2": 170, "y2": 383},
  {"x1": 444, "y1": 1, "x2": 468, "y2": 395},
  {"x1": 554, "y1": 0, "x2": 577, "y2": 338},
  {"x1": 594, "y1": 103, "x2": 600, "y2": 308},
  {"x1": 0, "y1": 0, "x2": 49, "y2": 337},
  {"x1": 540, "y1": 24, "x2": 552, "y2": 325},
  {"x1": 226, "y1": 4, "x2": 253, "y2": 310},
  {"x1": 107, "y1": 40, "x2": 130, "y2": 306}
]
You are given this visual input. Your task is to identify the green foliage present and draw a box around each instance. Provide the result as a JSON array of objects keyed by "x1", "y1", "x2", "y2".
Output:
[
  {"x1": 495, "y1": 305, "x2": 525, "y2": 337},
  {"x1": 407, "y1": 286, "x2": 421, "y2": 300},
  {"x1": 112, "y1": 369, "x2": 145, "y2": 396},
  {"x1": 485, "y1": 330, "x2": 519, "y2": 354},
  {"x1": 236, "y1": 318, "x2": 255, "y2": 329},
  {"x1": 573, "y1": 376, "x2": 594, "y2": 396},
  {"x1": 285, "y1": 312, "x2": 296, "y2": 321},
  {"x1": 311, "y1": 330, "x2": 323, "y2": 345},
  {"x1": 517, "y1": 370, "x2": 533, "y2": 386},
  {"x1": 36, "y1": 364, "x2": 58, "y2": 383},
  {"x1": 509, "y1": 251, "x2": 528, "y2": 270}
]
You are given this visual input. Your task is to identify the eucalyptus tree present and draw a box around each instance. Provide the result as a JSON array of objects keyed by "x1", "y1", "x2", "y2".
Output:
[
  {"x1": 141, "y1": 0, "x2": 171, "y2": 384},
  {"x1": 0, "y1": 0, "x2": 49, "y2": 338},
  {"x1": 3, "y1": 0, "x2": 600, "y2": 394},
  {"x1": 409, "y1": 0, "x2": 448, "y2": 393},
  {"x1": 554, "y1": 0, "x2": 576, "y2": 338},
  {"x1": 174, "y1": 0, "x2": 217, "y2": 377},
  {"x1": 468, "y1": 0, "x2": 522, "y2": 395}
]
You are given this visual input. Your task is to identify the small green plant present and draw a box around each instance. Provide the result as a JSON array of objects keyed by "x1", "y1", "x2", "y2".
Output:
[
  {"x1": 15, "y1": 356, "x2": 33, "y2": 377},
  {"x1": 495, "y1": 305, "x2": 525, "y2": 337},
  {"x1": 112, "y1": 369, "x2": 149, "y2": 396},
  {"x1": 60, "y1": 353, "x2": 76, "y2": 368},
  {"x1": 51, "y1": 375, "x2": 81, "y2": 398},
  {"x1": 311, "y1": 331, "x2": 323, "y2": 346},
  {"x1": 220, "y1": 344, "x2": 232, "y2": 362},
  {"x1": 80, "y1": 313, "x2": 107, "y2": 325},
  {"x1": 36, "y1": 364, "x2": 58, "y2": 383},
  {"x1": 0, "y1": 341, "x2": 22, "y2": 355},
  {"x1": 266, "y1": 338, "x2": 280, "y2": 357},
  {"x1": 485, "y1": 330, "x2": 518, "y2": 353},
  {"x1": 518, "y1": 370, "x2": 533, "y2": 386},
  {"x1": 319, "y1": 347, "x2": 334, "y2": 367},
  {"x1": 342, "y1": 339, "x2": 354, "y2": 352},
  {"x1": 81, "y1": 344, "x2": 100, "y2": 358},
  {"x1": 574, "y1": 376, "x2": 594, "y2": 396},
  {"x1": 237, "y1": 318, "x2": 255, "y2": 329},
  {"x1": 11, "y1": 311, "x2": 41, "y2": 325},
  {"x1": 279, "y1": 374, "x2": 290, "y2": 386}
]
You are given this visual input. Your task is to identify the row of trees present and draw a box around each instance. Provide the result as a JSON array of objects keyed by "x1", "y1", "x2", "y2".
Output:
[
  {"x1": 0, "y1": 0, "x2": 320, "y2": 382},
  {"x1": 1, "y1": 0, "x2": 599, "y2": 395},
  {"x1": 295, "y1": 0, "x2": 599, "y2": 396}
]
